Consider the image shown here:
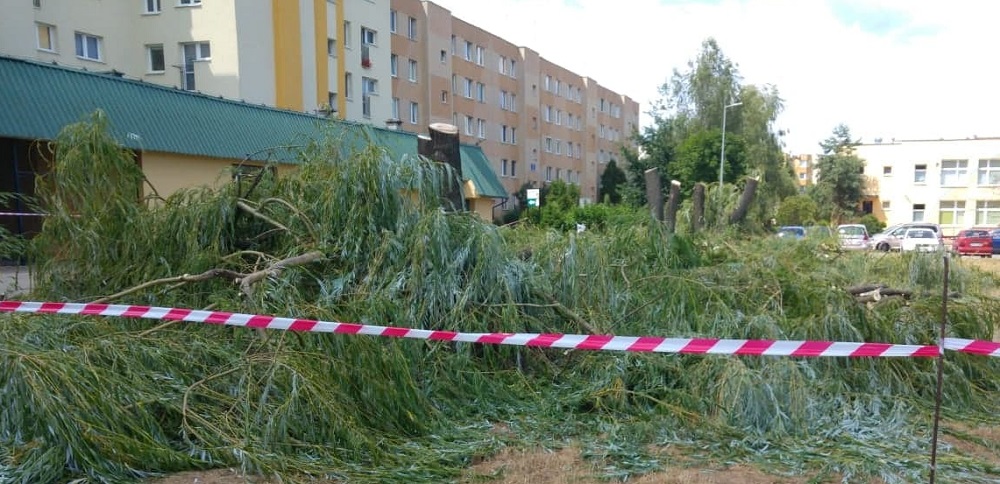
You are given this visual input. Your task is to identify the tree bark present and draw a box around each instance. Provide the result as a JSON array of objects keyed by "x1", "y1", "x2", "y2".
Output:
[
  {"x1": 728, "y1": 177, "x2": 759, "y2": 225},
  {"x1": 665, "y1": 180, "x2": 681, "y2": 233},
  {"x1": 644, "y1": 168, "x2": 664, "y2": 222},
  {"x1": 419, "y1": 123, "x2": 465, "y2": 211},
  {"x1": 692, "y1": 183, "x2": 706, "y2": 232}
]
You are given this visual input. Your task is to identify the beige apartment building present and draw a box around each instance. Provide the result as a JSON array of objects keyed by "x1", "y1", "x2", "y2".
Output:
[
  {"x1": 0, "y1": 0, "x2": 393, "y2": 123},
  {"x1": 789, "y1": 154, "x2": 816, "y2": 188},
  {"x1": 389, "y1": 0, "x2": 640, "y2": 206},
  {"x1": 857, "y1": 137, "x2": 1000, "y2": 236}
]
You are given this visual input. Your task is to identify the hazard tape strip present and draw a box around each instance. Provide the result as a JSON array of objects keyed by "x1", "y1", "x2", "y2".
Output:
[
  {"x1": 943, "y1": 338, "x2": 1000, "y2": 357},
  {"x1": 0, "y1": 301, "x2": 995, "y2": 358}
]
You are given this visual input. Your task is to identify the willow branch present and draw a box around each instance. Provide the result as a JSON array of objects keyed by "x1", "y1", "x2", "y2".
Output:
[
  {"x1": 92, "y1": 268, "x2": 247, "y2": 304},
  {"x1": 238, "y1": 251, "x2": 324, "y2": 296},
  {"x1": 236, "y1": 200, "x2": 290, "y2": 233},
  {"x1": 542, "y1": 294, "x2": 599, "y2": 334}
]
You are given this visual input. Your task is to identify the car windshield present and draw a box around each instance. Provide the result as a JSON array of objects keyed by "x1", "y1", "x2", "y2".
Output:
[
  {"x1": 963, "y1": 230, "x2": 989, "y2": 238},
  {"x1": 778, "y1": 227, "x2": 805, "y2": 237},
  {"x1": 838, "y1": 226, "x2": 866, "y2": 238}
]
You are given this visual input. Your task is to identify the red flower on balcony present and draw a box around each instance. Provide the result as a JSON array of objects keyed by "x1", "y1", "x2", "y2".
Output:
[{"x1": 361, "y1": 58, "x2": 372, "y2": 69}]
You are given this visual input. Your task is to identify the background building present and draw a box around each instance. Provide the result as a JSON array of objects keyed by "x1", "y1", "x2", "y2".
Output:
[
  {"x1": 856, "y1": 137, "x2": 1000, "y2": 235},
  {"x1": 390, "y1": 0, "x2": 639, "y2": 206},
  {"x1": 789, "y1": 154, "x2": 816, "y2": 189},
  {"x1": 0, "y1": 0, "x2": 393, "y2": 122}
]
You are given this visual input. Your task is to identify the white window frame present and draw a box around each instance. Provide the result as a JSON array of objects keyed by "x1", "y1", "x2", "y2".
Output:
[
  {"x1": 407, "y1": 16, "x2": 417, "y2": 40},
  {"x1": 463, "y1": 78, "x2": 473, "y2": 98},
  {"x1": 389, "y1": 10, "x2": 397, "y2": 33},
  {"x1": 409, "y1": 102, "x2": 419, "y2": 124},
  {"x1": 146, "y1": 44, "x2": 165, "y2": 73},
  {"x1": 407, "y1": 59, "x2": 417, "y2": 82},
  {"x1": 476, "y1": 82, "x2": 485, "y2": 103},
  {"x1": 178, "y1": 0, "x2": 201, "y2": 6},
  {"x1": 343, "y1": 21, "x2": 352, "y2": 48},
  {"x1": 464, "y1": 116, "x2": 474, "y2": 136},
  {"x1": 361, "y1": 27, "x2": 377, "y2": 46},
  {"x1": 391, "y1": 97, "x2": 399, "y2": 120},
  {"x1": 501, "y1": 159, "x2": 508, "y2": 177},
  {"x1": 477, "y1": 119, "x2": 486, "y2": 139},
  {"x1": 74, "y1": 32, "x2": 102, "y2": 61},
  {"x1": 476, "y1": 45, "x2": 485, "y2": 66},
  {"x1": 912, "y1": 203, "x2": 925, "y2": 222},
  {"x1": 510, "y1": 160, "x2": 517, "y2": 177},
  {"x1": 546, "y1": 166, "x2": 552, "y2": 181},
  {"x1": 144, "y1": 0, "x2": 161, "y2": 14},
  {"x1": 938, "y1": 200, "x2": 965, "y2": 226},
  {"x1": 327, "y1": 38, "x2": 337, "y2": 57},
  {"x1": 464, "y1": 41, "x2": 473, "y2": 61},
  {"x1": 976, "y1": 201, "x2": 1000, "y2": 225},
  {"x1": 344, "y1": 72, "x2": 353, "y2": 100},
  {"x1": 36, "y1": 23, "x2": 56, "y2": 52},
  {"x1": 508, "y1": 59, "x2": 516, "y2": 78},
  {"x1": 939, "y1": 159, "x2": 967, "y2": 187},
  {"x1": 913, "y1": 164, "x2": 927, "y2": 184},
  {"x1": 182, "y1": 41, "x2": 211, "y2": 61},
  {"x1": 978, "y1": 159, "x2": 1000, "y2": 186},
  {"x1": 361, "y1": 76, "x2": 378, "y2": 95}
]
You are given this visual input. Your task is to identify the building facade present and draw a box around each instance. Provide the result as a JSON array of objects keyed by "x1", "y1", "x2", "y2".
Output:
[
  {"x1": 389, "y1": 0, "x2": 639, "y2": 206},
  {"x1": 0, "y1": 0, "x2": 393, "y2": 123},
  {"x1": 789, "y1": 154, "x2": 816, "y2": 188},
  {"x1": 856, "y1": 137, "x2": 1000, "y2": 236}
]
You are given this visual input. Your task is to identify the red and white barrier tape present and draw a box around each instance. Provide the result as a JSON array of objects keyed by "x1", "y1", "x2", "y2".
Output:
[{"x1": 0, "y1": 301, "x2": 996, "y2": 358}]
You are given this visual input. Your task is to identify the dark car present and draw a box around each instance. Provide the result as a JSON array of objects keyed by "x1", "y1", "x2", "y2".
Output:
[
  {"x1": 991, "y1": 229, "x2": 1000, "y2": 255},
  {"x1": 776, "y1": 226, "x2": 806, "y2": 240},
  {"x1": 952, "y1": 229, "x2": 992, "y2": 257}
]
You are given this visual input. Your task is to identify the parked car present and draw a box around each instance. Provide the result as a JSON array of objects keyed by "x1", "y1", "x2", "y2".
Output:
[
  {"x1": 776, "y1": 226, "x2": 806, "y2": 239},
  {"x1": 871, "y1": 223, "x2": 944, "y2": 251},
  {"x1": 952, "y1": 229, "x2": 992, "y2": 257},
  {"x1": 900, "y1": 227, "x2": 942, "y2": 252},
  {"x1": 837, "y1": 224, "x2": 870, "y2": 251},
  {"x1": 992, "y1": 229, "x2": 1000, "y2": 255}
]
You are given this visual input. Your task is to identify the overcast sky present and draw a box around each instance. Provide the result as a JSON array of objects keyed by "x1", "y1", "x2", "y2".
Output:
[{"x1": 430, "y1": 0, "x2": 1000, "y2": 154}]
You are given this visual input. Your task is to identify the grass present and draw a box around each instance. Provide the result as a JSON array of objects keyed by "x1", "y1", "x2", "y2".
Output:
[{"x1": 0, "y1": 114, "x2": 998, "y2": 483}]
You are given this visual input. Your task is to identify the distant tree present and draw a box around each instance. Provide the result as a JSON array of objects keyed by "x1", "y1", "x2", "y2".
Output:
[
  {"x1": 776, "y1": 195, "x2": 818, "y2": 226},
  {"x1": 537, "y1": 180, "x2": 580, "y2": 230},
  {"x1": 814, "y1": 124, "x2": 865, "y2": 222},
  {"x1": 598, "y1": 159, "x2": 627, "y2": 204},
  {"x1": 858, "y1": 214, "x2": 885, "y2": 235}
]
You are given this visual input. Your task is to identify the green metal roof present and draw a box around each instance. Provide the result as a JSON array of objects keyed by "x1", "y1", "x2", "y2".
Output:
[{"x1": 0, "y1": 55, "x2": 506, "y2": 199}]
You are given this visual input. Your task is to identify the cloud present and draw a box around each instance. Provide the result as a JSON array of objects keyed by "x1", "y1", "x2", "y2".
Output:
[{"x1": 431, "y1": 0, "x2": 1000, "y2": 153}]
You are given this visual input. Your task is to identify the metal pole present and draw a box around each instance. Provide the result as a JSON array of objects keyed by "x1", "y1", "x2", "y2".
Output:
[
  {"x1": 719, "y1": 107, "x2": 727, "y2": 187},
  {"x1": 928, "y1": 253, "x2": 949, "y2": 483}
]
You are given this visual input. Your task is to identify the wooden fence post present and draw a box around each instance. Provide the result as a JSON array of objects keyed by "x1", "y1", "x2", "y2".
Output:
[
  {"x1": 644, "y1": 168, "x2": 664, "y2": 222},
  {"x1": 665, "y1": 180, "x2": 681, "y2": 233}
]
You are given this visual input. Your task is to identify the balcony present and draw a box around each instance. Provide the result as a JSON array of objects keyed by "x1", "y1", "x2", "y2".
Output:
[
  {"x1": 361, "y1": 45, "x2": 371, "y2": 69},
  {"x1": 863, "y1": 175, "x2": 879, "y2": 197}
]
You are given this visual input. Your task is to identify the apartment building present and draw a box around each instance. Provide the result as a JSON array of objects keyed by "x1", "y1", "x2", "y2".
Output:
[
  {"x1": 789, "y1": 154, "x2": 816, "y2": 188},
  {"x1": 0, "y1": 0, "x2": 392, "y2": 123},
  {"x1": 389, "y1": 0, "x2": 639, "y2": 206},
  {"x1": 857, "y1": 137, "x2": 1000, "y2": 235}
]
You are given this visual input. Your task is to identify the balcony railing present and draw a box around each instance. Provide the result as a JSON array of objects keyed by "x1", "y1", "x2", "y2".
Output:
[{"x1": 863, "y1": 175, "x2": 879, "y2": 196}]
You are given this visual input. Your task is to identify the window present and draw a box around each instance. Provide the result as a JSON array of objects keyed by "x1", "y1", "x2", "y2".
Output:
[
  {"x1": 391, "y1": 97, "x2": 399, "y2": 120},
  {"x1": 798, "y1": 173, "x2": 807, "y2": 180},
  {"x1": 912, "y1": 203, "x2": 925, "y2": 222},
  {"x1": 327, "y1": 38, "x2": 337, "y2": 57},
  {"x1": 407, "y1": 16, "x2": 417, "y2": 40},
  {"x1": 543, "y1": 105, "x2": 551, "y2": 122},
  {"x1": 939, "y1": 200, "x2": 965, "y2": 225},
  {"x1": 555, "y1": 110, "x2": 561, "y2": 125},
  {"x1": 544, "y1": 75, "x2": 551, "y2": 91},
  {"x1": 882, "y1": 201, "x2": 891, "y2": 213},
  {"x1": 361, "y1": 27, "x2": 376, "y2": 46},
  {"x1": 343, "y1": 21, "x2": 352, "y2": 48},
  {"x1": 441, "y1": 90, "x2": 448, "y2": 103},
  {"x1": 36, "y1": 23, "x2": 55, "y2": 52},
  {"x1": 510, "y1": 160, "x2": 516, "y2": 177},
  {"x1": 913, "y1": 164, "x2": 927, "y2": 183},
  {"x1": 361, "y1": 76, "x2": 378, "y2": 95},
  {"x1": 544, "y1": 137, "x2": 553, "y2": 152},
  {"x1": 178, "y1": 0, "x2": 200, "y2": 5},
  {"x1": 476, "y1": 82, "x2": 485, "y2": 102},
  {"x1": 499, "y1": 91, "x2": 514, "y2": 111},
  {"x1": 464, "y1": 41, "x2": 473, "y2": 61},
  {"x1": 450, "y1": 35, "x2": 456, "y2": 55},
  {"x1": 556, "y1": 168, "x2": 562, "y2": 180},
  {"x1": 940, "y1": 160, "x2": 967, "y2": 186},
  {"x1": 33, "y1": 0, "x2": 40, "y2": 8},
  {"x1": 501, "y1": 125, "x2": 516, "y2": 144},
  {"x1": 476, "y1": 45, "x2": 485, "y2": 66},
  {"x1": 409, "y1": 102, "x2": 419, "y2": 124},
  {"x1": 407, "y1": 59, "x2": 417, "y2": 81},
  {"x1": 464, "y1": 116, "x2": 474, "y2": 135},
  {"x1": 74, "y1": 32, "x2": 102, "y2": 61},
  {"x1": 327, "y1": 92, "x2": 336, "y2": 111},
  {"x1": 463, "y1": 78, "x2": 473, "y2": 98},
  {"x1": 146, "y1": 44, "x2": 164, "y2": 73},
  {"x1": 530, "y1": 163, "x2": 537, "y2": 173},
  {"x1": 477, "y1": 119, "x2": 486, "y2": 139},
  {"x1": 501, "y1": 159, "x2": 508, "y2": 177},
  {"x1": 976, "y1": 201, "x2": 1000, "y2": 225},
  {"x1": 546, "y1": 166, "x2": 552, "y2": 181},
  {"x1": 182, "y1": 42, "x2": 210, "y2": 60},
  {"x1": 508, "y1": 59, "x2": 516, "y2": 78},
  {"x1": 440, "y1": 50, "x2": 446, "y2": 63},
  {"x1": 344, "y1": 72, "x2": 353, "y2": 99},
  {"x1": 389, "y1": 10, "x2": 397, "y2": 32},
  {"x1": 144, "y1": 0, "x2": 161, "y2": 14},
  {"x1": 978, "y1": 159, "x2": 1000, "y2": 185},
  {"x1": 498, "y1": 55, "x2": 507, "y2": 74},
  {"x1": 390, "y1": 54, "x2": 397, "y2": 77}
]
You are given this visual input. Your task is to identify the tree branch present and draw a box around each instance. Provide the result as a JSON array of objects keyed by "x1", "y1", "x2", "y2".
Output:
[
  {"x1": 542, "y1": 294, "x2": 600, "y2": 334},
  {"x1": 93, "y1": 268, "x2": 247, "y2": 304},
  {"x1": 238, "y1": 251, "x2": 325, "y2": 297}
]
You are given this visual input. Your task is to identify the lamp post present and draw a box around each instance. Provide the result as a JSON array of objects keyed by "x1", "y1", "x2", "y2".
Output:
[{"x1": 719, "y1": 100, "x2": 742, "y2": 186}]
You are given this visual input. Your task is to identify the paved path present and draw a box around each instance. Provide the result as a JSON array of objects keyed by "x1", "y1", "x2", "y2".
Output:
[{"x1": 0, "y1": 266, "x2": 31, "y2": 298}]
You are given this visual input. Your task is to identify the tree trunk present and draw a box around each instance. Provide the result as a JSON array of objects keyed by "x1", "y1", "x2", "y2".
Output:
[
  {"x1": 418, "y1": 123, "x2": 464, "y2": 211},
  {"x1": 665, "y1": 180, "x2": 681, "y2": 233},
  {"x1": 728, "y1": 177, "x2": 758, "y2": 225},
  {"x1": 692, "y1": 183, "x2": 705, "y2": 232},
  {"x1": 644, "y1": 168, "x2": 663, "y2": 222}
]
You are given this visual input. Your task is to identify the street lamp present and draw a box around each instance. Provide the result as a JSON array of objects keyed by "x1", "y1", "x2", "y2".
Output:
[{"x1": 719, "y1": 100, "x2": 742, "y2": 186}]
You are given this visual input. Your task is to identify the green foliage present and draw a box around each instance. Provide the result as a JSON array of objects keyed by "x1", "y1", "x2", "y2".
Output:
[
  {"x1": 858, "y1": 213, "x2": 886, "y2": 235},
  {"x1": 598, "y1": 159, "x2": 627, "y2": 204},
  {"x1": 0, "y1": 193, "x2": 27, "y2": 262},
  {"x1": 815, "y1": 124, "x2": 866, "y2": 221},
  {"x1": 537, "y1": 180, "x2": 580, "y2": 230},
  {"x1": 776, "y1": 195, "x2": 819, "y2": 226},
  {"x1": 3, "y1": 114, "x2": 999, "y2": 483}
]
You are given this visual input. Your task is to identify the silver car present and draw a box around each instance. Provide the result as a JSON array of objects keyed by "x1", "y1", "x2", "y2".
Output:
[
  {"x1": 871, "y1": 223, "x2": 943, "y2": 251},
  {"x1": 837, "y1": 224, "x2": 870, "y2": 251}
]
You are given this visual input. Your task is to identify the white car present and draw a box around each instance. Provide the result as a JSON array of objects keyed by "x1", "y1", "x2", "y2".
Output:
[{"x1": 900, "y1": 228, "x2": 943, "y2": 252}]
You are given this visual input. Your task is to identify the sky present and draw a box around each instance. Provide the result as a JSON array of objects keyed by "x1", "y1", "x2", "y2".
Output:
[{"x1": 430, "y1": 0, "x2": 1000, "y2": 154}]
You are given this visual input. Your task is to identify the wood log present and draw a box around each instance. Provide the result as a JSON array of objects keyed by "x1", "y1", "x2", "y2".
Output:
[
  {"x1": 665, "y1": 180, "x2": 681, "y2": 233},
  {"x1": 644, "y1": 168, "x2": 663, "y2": 222},
  {"x1": 728, "y1": 177, "x2": 759, "y2": 225},
  {"x1": 692, "y1": 182, "x2": 705, "y2": 232}
]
